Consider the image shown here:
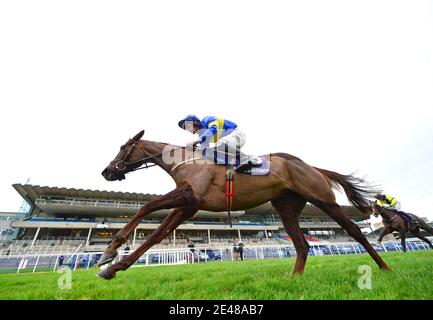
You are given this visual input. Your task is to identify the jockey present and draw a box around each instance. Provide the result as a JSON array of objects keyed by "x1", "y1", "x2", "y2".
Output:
[
  {"x1": 374, "y1": 193, "x2": 401, "y2": 210},
  {"x1": 374, "y1": 193, "x2": 417, "y2": 225},
  {"x1": 178, "y1": 114, "x2": 262, "y2": 171}
]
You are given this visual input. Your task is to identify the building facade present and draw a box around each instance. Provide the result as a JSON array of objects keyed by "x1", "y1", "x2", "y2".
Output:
[{"x1": 7, "y1": 184, "x2": 374, "y2": 251}]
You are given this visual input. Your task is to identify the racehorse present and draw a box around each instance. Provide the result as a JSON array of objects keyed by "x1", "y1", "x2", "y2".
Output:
[
  {"x1": 96, "y1": 130, "x2": 390, "y2": 280},
  {"x1": 371, "y1": 202, "x2": 433, "y2": 252}
]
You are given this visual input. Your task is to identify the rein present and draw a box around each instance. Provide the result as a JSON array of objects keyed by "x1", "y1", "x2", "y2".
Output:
[
  {"x1": 125, "y1": 144, "x2": 185, "y2": 172},
  {"x1": 123, "y1": 144, "x2": 202, "y2": 173}
]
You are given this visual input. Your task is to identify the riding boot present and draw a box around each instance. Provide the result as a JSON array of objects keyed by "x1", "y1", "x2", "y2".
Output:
[
  {"x1": 234, "y1": 148, "x2": 262, "y2": 165},
  {"x1": 235, "y1": 160, "x2": 253, "y2": 173}
]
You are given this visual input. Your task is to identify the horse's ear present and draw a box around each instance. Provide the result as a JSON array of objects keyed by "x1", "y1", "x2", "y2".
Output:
[{"x1": 132, "y1": 130, "x2": 145, "y2": 141}]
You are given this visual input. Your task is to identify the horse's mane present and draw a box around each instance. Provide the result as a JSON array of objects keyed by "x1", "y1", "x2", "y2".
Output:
[
  {"x1": 270, "y1": 152, "x2": 303, "y2": 162},
  {"x1": 148, "y1": 141, "x2": 186, "y2": 149}
]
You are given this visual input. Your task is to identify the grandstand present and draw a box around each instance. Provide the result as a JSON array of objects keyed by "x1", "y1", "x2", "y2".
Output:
[{"x1": 0, "y1": 183, "x2": 385, "y2": 255}]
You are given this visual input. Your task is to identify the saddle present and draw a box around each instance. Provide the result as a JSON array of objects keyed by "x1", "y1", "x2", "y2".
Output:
[{"x1": 201, "y1": 148, "x2": 270, "y2": 175}]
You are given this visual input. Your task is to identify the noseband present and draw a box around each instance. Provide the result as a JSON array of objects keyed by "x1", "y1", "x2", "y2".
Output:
[
  {"x1": 114, "y1": 141, "x2": 156, "y2": 174},
  {"x1": 115, "y1": 160, "x2": 127, "y2": 171}
]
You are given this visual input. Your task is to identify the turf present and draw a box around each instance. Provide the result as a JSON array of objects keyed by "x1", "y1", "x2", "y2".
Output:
[{"x1": 0, "y1": 251, "x2": 432, "y2": 300}]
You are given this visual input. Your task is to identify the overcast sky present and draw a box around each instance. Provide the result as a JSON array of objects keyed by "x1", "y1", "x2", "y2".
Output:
[{"x1": 1, "y1": 1, "x2": 432, "y2": 222}]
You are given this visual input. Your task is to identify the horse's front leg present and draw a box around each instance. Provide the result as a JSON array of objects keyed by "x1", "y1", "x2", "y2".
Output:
[
  {"x1": 398, "y1": 230, "x2": 407, "y2": 252},
  {"x1": 97, "y1": 206, "x2": 198, "y2": 280},
  {"x1": 97, "y1": 184, "x2": 199, "y2": 267},
  {"x1": 377, "y1": 226, "x2": 391, "y2": 245}
]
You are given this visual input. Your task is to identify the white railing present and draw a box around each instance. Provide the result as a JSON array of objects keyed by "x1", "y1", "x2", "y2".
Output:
[
  {"x1": 0, "y1": 245, "x2": 81, "y2": 256},
  {"x1": 1, "y1": 239, "x2": 432, "y2": 274},
  {"x1": 0, "y1": 248, "x2": 195, "y2": 274}
]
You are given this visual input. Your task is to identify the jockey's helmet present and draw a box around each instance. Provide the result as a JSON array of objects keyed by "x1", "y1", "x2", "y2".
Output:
[
  {"x1": 375, "y1": 193, "x2": 385, "y2": 200},
  {"x1": 178, "y1": 114, "x2": 202, "y2": 129}
]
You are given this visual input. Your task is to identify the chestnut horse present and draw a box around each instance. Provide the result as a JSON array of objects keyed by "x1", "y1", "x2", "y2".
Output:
[
  {"x1": 371, "y1": 202, "x2": 433, "y2": 252},
  {"x1": 96, "y1": 130, "x2": 390, "y2": 280}
]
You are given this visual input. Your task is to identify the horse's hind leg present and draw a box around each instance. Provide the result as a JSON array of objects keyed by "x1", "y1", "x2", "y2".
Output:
[
  {"x1": 271, "y1": 191, "x2": 308, "y2": 275},
  {"x1": 419, "y1": 221, "x2": 433, "y2": 237},
  {"x1": 311, "y1": 201, "x2": 390, "y2": 270},
  {"x1": 411, "y1": 228, "x2": 433, "y2": 249}
]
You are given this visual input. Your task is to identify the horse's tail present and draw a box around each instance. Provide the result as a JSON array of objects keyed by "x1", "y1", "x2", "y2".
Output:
[{"x1": 314, "y1": 167, "x2": 380, "y2": 215}]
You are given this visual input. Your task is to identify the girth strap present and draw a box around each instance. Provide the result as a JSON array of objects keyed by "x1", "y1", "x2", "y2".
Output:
[{"x1": 226, "y1": 167, "x2": 234, "y2": 228}]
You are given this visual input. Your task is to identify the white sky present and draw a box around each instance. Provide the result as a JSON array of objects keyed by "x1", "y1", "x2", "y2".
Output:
[{"x1": 1, "y1": 1, "x2": 432, "y2": 222}]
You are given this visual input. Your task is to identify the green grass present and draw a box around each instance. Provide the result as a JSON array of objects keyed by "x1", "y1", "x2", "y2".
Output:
[
  {"x1": 0, "y1": 267, "x2": 54, "y2": 274},
  {"x1": 0, "y1": 251, "x2": 432, "y2": 300}
]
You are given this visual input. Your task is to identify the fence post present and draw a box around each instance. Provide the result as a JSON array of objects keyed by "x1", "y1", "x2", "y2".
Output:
[
  {"x1": 86, "y1": 254, "x2": 91, "y2": 270},
  {"x1": 311, "y1": 246, "x2": 316, "y2": 256},
  {"x1": 33, "y1": 256, "x2": 40, "y2": 273},
  {"x1": 74, "y1": 255, "x2": 80, "y2": 271},
  {"x1": 53, "y1": 255, "x2": 59, "y2": 272}
]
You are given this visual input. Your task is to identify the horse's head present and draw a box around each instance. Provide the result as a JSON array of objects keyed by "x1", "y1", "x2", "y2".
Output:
[
  {"x1": 370, "y1": 201, "x2": 381, "y2": 218},
  {"x1": 101, "y1": 130, "x2": 145, "y2": 181}
]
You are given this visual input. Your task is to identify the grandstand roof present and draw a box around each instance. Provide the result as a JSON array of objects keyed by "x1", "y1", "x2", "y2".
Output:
[{"x1": 13, "y1": 184, "x2": 157, "y2": 206}]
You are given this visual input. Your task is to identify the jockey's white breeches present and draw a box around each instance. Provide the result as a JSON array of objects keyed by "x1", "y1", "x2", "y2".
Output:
[
  {"x1": 393, "y1": 202, "x2": 401, "y2": 210},
  {"x1": 385, "y1": 202, "x2": 402, "y2": 210},
  {"x1": 216, "y1": 128, "x2": 246, "y2": 150}
]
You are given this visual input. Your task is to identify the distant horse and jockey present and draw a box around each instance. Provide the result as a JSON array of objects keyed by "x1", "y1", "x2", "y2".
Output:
[
  {"x1": 371, "y1": 196, "x2": 433, "y2": 252},
  {"x1": 95, "y1": 115, "x2": 429, "y2": 280}
]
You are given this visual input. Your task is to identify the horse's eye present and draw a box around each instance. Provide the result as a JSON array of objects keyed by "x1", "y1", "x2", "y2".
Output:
[{"x1": 121, "y1": 145, "x2": 126, "y2": 150}]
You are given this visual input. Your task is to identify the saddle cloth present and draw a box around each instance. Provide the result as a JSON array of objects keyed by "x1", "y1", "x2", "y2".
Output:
[
  {"x1": 202, "y1": 149, "x2": 270, "y2": 175},
  {"x1": 394, "y1": 210, "x2": 419, "y2": 224}
]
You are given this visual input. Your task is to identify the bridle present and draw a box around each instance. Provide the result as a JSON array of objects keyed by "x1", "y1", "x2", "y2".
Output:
[
  {"x1": 113, "y1": 140, "x2": 186, "y2": 174},
  {"x1": 114, "y1": 140, "x2": 155, "y2": 173},
  {"x1": 373, "y1": 205, "x2": 385, "y2": 216},
  {"x1": 372, "y1": 203, "x2": 397, "y2": 222}
]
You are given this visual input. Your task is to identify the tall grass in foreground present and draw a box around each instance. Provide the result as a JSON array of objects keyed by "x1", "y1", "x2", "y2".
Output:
[{"x1": 0, "y1": 251, "x2": 432, "y2": 300}]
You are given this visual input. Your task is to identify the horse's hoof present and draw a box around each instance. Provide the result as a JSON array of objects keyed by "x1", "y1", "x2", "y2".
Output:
[
  {"x1": 381, "y1": 265, "x2": 392, "y2": 271},
  {"x1": 96, "y1": 268, "x2": 116, "y2": 280},
  {"x1": 97, "y1": 251, "x2": 118, "y2": 267}
]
